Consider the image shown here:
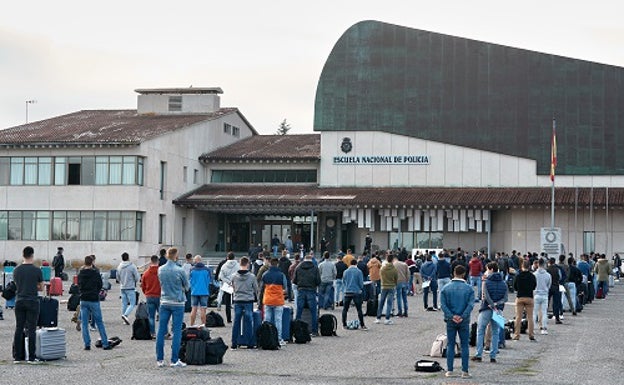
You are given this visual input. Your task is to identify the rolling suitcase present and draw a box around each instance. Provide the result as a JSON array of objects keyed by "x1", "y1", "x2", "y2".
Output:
[
  {"x1": 49, "y1": 277, "x2": 63, "y2": 296},
  {"x1": 38, "y1": 296, "x2": 59, "y2": 327},
  {"x1": 236, "y1": 308, "x2": 260, "y2": 347},
  {"x1": 282, "y1": 306, "x2": 293, "y2": 342},
  {"x1": 36, "y1": 327, "x2": 66, "y2": 360},
  {"x1": 299, "y1": 303, "x2": 316, "y2": 334}
]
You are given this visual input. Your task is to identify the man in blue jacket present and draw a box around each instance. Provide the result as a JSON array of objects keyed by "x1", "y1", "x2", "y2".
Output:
[
  {"x1": 420, "y1": 254, "x2": 438, "y2": 311},
  {"x1": 189, "y1": 255, "x2": 211, "y2": 326},
  {"x1": 440, "y1": 265, "x2": 475, "y2": 378},
  {"x1": 472, "y1": 262, "x2": 508, "y2": 363}
]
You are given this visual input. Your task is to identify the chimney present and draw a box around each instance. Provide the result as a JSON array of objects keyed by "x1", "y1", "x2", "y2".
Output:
[{"x1": 135, "y1": 87, "x2": 223, "y2": 115}]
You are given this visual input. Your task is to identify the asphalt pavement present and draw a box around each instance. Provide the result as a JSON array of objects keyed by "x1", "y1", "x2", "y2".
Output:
[{"x1": 0, "y1": 274, "x2": 621, "y2": 385}]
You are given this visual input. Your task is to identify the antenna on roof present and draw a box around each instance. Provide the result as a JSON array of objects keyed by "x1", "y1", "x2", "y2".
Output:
[{"x1": 25, "y1": 100, "x2": 37, "y2": 123}]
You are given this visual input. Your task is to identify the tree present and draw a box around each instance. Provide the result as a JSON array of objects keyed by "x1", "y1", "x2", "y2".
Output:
[{"x1": 276, "y1": 119, "x2": 291, "y2": 135}]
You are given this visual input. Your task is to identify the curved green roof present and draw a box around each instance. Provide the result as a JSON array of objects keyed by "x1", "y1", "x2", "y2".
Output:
[{"x1": 314, "y1": 20, "x2": 624, "y2": 176}]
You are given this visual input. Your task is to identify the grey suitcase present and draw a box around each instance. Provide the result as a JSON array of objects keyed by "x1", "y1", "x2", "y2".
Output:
[{"x1": 36, "y1": 327, "x2": 66, "y2": 360}]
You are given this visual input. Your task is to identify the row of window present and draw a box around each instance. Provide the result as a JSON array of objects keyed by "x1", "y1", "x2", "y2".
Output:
[
  {"x1": 0, "y1": 211, "x2": 143, "y2": 241},
  {"x1": 388, "y1": 232, "x2": 443, "y2": 251},
  {"x1": 223, "y1": 123, "x2": 240, "y2": 137},
  {"x1": 0, "y1": 156, "x2": 144, "y2": 186},
  {"x1": 211, "y1": 169, "x2": 317, "y2": 183}
]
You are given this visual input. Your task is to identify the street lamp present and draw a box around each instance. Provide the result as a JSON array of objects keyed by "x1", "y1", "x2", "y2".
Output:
[{"x1": 25, "y1": 100, "x2": 36, "y2": 123}]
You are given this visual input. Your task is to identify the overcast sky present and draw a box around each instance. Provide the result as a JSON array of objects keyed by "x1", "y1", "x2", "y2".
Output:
[{"x1": 1, "y1": 1, "x2": 623, "y2": 134}]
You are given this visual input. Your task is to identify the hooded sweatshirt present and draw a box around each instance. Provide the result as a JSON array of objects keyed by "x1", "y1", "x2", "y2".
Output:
[
  {"x1": 117, "y1": 260, "x2": 140, "y2": 290},
  {"x1": 190, "y1": 262, "x2": 211, "y2": 296},
  {"x1": 533, "y1": 268, "x2": 552, "y2": 296},
  {"x1": 219, "y1": 259, "x2": 240, "y2": 285},
  {"x1": 292, "y1": 260, "x2": 321, "y2": 290},
  {"x1": 232, "y1": 269, "x2": 258, "y2": 303},
  {"x1": 594, "y1": 258, "x2": 611, "y2": 282}
]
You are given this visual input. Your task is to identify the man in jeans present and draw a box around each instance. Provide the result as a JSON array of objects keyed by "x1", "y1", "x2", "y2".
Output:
[
  {"x1": 12, "y1": 246, "x2": 44, "y2": 363},
  {"x1": 512, "y1": 260, "x2": 537, "y2": 341},
  {"x1": 533, "y1": 258, "x2": 551, "y2": 334},
  {"x1": 231, "y1": 257, "x2": 259, "y2": 349},
  {"x1": 440, "y1": 265, "x2": 475, "y2": 379},
  {"x1": 342, "y1": 259, "x2": 368, "y2": 330},
  {"x1": 547, "y1": 258, "x2": 563, "y2": 325},
  {"x1": 262, "y1": 256, "x2": 287, "y2": 346},
  {"x1": 156, "y1": 247, "x2": 189, "y2": 368},
  {"x1": 468, "y1": 254, "x2": 483, "y2": 301},
  {"x1": 334, "y1": 255, "x2": 347, "y2": 307},
  {"x1": 117, "y1": 252, "x2": 140, "y2": 325},
  {"x1": 375, "y1": 254, "x2": 398, "y2": 325},
  {"x1": 293, "y1": 253, "x2": 321, "y2": 336},
  {"x1": 78, "y1": 255, "x2": 113, "y2": 351},
  {"x1": 317, "y1": 252, "x2": 336, "y2": 310},
  {"x1": 393, "y1": 255, "x2": 410, "y2": 317},
  {"x1": 421, "y1": 254, "x2": 438, "y2": 311},
  {"x1": 141, "y1": 255, "x2": 161, "y2": 338}
]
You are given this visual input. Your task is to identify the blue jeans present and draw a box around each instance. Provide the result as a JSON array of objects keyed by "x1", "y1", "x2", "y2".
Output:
[
  {"x1": 296, "y1": 289, "x2": 318, "y2": 333},
  {"x1": 232, "y1": 302, "x2": 255, "y2": 347},
  {"x1": 80, "y1": 301, "x2": 109, "y2": 348},
  {"x1": 534, "y1": 294, "x2": 548, "y2": 330},
  {"x1": 121, "y1": 289, "x2": 136, "y2": 317},
  {"x1": 470, "y1": 276, "x2": 482, "y2": 299},
  {"x1": 156, "y1": 304, "x2": 184, "y2": 362},
  {"x1": 396, "y1": 282, "x2": 409, "y2": 316},
  {"x1": 319, "y1": 282, "x2": 334, "y2": 309},
  {"x1": 446, "y1": 319, "x2": 470, "y2": 373},
  {"x1": 549, "y1": 287, "x2": 562, "y2": 320},
  {"x1": 476, "y1": 309, "x2": 500, "y2": 359},
  {"x1": 437, "y1": 277, "x2": 451, "y2": 294},
  {"x1": 334, "y1": 279, "x2": 344, "y2": 304},
  {"x1": 377, "y1": 288, "x2": 395, "y2": 320},
  {"x1": 408, "y1": 273, "x2": 415, "y2": 294},
  {"x1": 423, "y1": 280, "x2": 438, "y2": 309},
  {"x1": 146, "y1": 296, "x2": 160, "y2": 335},
  {"x1": 264, "y1": 305, "x2": 283, "y2": 342}
]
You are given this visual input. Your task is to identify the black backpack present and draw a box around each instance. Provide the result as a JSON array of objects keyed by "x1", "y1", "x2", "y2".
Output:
[
  {"x1": 131, "y1": 318, "x2": 152, "y2": 340},
  {"x1": 319, "y1": 314, "x2": 338, "y2": 336},
  {"x1": 182, "y1": 326, "x2": 211, "y2": 342},
  {"x1": 414, "y1": 360, "x2": 444, "y2": 372},
  {"x1": 206, "y1": 311, "x2": 225, "y2": 327},
  {"x1": 184, "y1": 339, "x2": 207, "y2": 365},
  {"x1": 1, "y1": 281, "x2": 16, "y2": 300},
  {"x1": 205, "y1": 337, "x2": 228, "y2": 365},
  {"x1": 69, "y1": 283, "x2": 80, "y2": 295},
  {"x1": 291, "y1": 319, "x2": 311, "y2": 344},
  {"x1": 256, "y1": 321, "x2": 280, "y2": 350},
  {"x1": 135, "y1": 301, "x2": 149, "y2": 320},
  {"x1": 67, "y1": 293, "x2": 80, "y2": 311}
]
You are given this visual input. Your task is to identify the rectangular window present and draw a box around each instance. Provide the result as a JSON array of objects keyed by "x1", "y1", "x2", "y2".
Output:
[
  {"x1": 583, "y1": 231, "x2": 595, "y2": 254},
  {"x1": 193, "y1": 169, "x2": 199, "y2": 184},
  {"x1": 52, "y1": 211, "x2": 67, "y2": 240},
  {"x1": 120, "y1": 212, "x2": 135, "y2": 241},
  {"x1": 95, "y1": 156, "x2": 109, "y2": 185},
  {"x1": 93, "y1": 211, "x2": 107, "y2": 241},
  {"x1": 24, "y1": 157, "x2": 38, "y2": 185},
  {"x1": 38, "y1": 157, "x2": 52, "y2": 185},
  {"x1": 35, "y1": 211, "x2": 50, "y2": 240},
  {"x1": 158, "y1": 214, "x2": 166, "y2": 244},
  {"x1": 68, "y1": 157, "x2": 81, "y2": 185},
  {"x1": 232, "y1": 126, "x2": 240, "y2": 137},
  {"x1": 183, "y1": 166, "x2": 188, "y2": 183},
  {"x1": 122, "y1": 156, "x2": 136, "y2": 185},
  {"x1": 0, "y1": 158, "x2": 9, "y2": 185},
  {"x1": 10, "y1": 158, "x2": 23, "y2": 185},
  {"x1": 0, "y1": 211, "x2": 7, "y2": 240},
  {"x1": 54, "y1": 157, "x2": 66, "y2": 185},
  {"x1": 67, "y1": 211, "x2": 80, "y2": 240},
  {"x1": 8, "y1": 211, "x2": 22, "y2": 240},
  {"x1": 107, "y1": 211, "x2": 121, "y2": 240},
  {"x1": 137, "y1": 157, "x2": 144, "y2": 186},
  {"x1": 79, "y1": 212, "x2": 94, "y2": 241},
  {"x1": 168, "y1": 96, "x2": 182, "y2": 112},
  {"x1": 22, "y1": 211, "x2": 36, "y2": 240},
  {"x1": 81, "y1": 157, "x2": 95, "y2": 185},
  {"x1": 135, "y1": 212, "x2": 143, "y2": 242},
  {"x1": 223, "y1": 123, "x2": 231, "y2": 134},
  {"x1": 109, "y1": 156, "x2": 122, "y2": 184},
  {"x1": 160, "y1": 161, "x2": 166, "y2": 200}
]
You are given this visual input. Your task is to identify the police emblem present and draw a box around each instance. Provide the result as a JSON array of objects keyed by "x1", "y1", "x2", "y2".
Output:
[{"x1": 341, "y1": 137, "x2": 352, "y2": 153}]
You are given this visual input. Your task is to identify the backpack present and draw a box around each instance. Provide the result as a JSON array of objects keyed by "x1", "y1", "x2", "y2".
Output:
[
  {"x1": 319, "y1": 314, "x2": 338, "y2": 336},
  {"x1": 205, "y1": 337, "x2": 228, "y2": 365},
  {"x1": 206, "y1": 311, "x2": 225, "y2": 327},
  {"x1": 346, "y1": 319, "x2": 360, "y2": 330},
  {"x1": 182, "y1": 326, "x2": 211, "y2": 342},
  {"x1": 67, "y1": 293, "x2": 80, "y2": 311},
  {"x1": 69, "y1": 283, "x2": 80, "y2": 295},
  {"x1": 1, "y1": 281, "x2": 16, "y2": 300},
  {"x1": 291, "y1": 319, "x2": 311, "y2": 344},
  {"x1": 256, "y1": 321, "x2": 280, "y2": 350},
  {"x1": 131, "y1": 318, "x2": 152, "y2": 340},
  {"x1": 415, "y1": 359, "x2": 444, "y2": 373},
  {"x1": 184, "y1": 339, "x2": 208, "y2": 365},
  {"x1": 135, "y1": 301, "x2": 149, "y2": 320},
  {"x1": 430, "y1": 334, "x2": 448, "y2": 357}
]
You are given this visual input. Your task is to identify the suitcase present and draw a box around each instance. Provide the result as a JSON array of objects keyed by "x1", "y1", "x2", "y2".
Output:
[
  {"x1": 236, "y1": 308, "x2": 260, "y2": 347},
  {"x1": 41, "y1": 266, "x2": 52, "y2": 282},
  {"x1": 299, "y1": 304, "x2": 316, "y2": 334},
  {"x1": 205, "y1": 337, "x2": 228, "y2": 364},
  {"x1": 38, "y1": 296, "x2": 59, "y2": 327},
  {"x1": 184, "y1": 339, "x2": 207, "y2": 365},
  {"x1": 109, "y1": 269, "x2": 117, "y2": 280},
  {"x1": 282, "y1": 306, "x2": 293, "y2": 342},
  {"x1": 5, "y1": 297, "x2": 16, "y2": 309},
  {"x1": 366, "y1": 298, "x2": 378, "y2": 317},
  {"x1": 609, "y1": 275, "x2": 615, "y2": 287},
  {"x1": 36, "y1": 327, "x2": 66, "y2": 360},
  {"x1": 49, "y1": 277, "x2": 63, "y2": 296}
]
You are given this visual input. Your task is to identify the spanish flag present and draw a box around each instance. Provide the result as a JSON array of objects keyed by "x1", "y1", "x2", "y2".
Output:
[{"x1": 550, "y1": 119, "x2": 557, "y2": 182}]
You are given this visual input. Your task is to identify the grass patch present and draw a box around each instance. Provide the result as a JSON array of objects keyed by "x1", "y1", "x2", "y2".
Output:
[{"x1": 504, "y1": 357, "x2": 539, "y2": 376}]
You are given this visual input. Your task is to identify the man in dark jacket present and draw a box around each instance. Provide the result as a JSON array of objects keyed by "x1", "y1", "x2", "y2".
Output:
[
  {"x1": 293, "y1": 253, "x2": 321, "y2": 336},
  {"x1": 547, "y1": 258, "x2": 563, "y2": 324},
  {"x1": 334, "y1": 255, "x2": 348, "y2": 307},
  {"x1": 78, "y1": 255, "x2": 113, "y2": 350},
  {"x1": 52, "y1": 247, "x2": 65, "y2": 278},
  {"x1": 278, "y1": 252, "x2": 293, "y2": 301},
  {"x1": 472, "y1": 262, "x2": 508, "y2": 363},
  {"x1": 512, "y1": 260, "x2": 537, "y2": 340}
]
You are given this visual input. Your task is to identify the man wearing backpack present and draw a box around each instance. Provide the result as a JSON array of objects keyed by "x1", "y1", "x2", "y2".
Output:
[
  {"x1": 440, "y1": 265, "x2": 475, "y2": 378},
  {"x1": 261, "y1": 256, "x2": 287, "y2": 346},
  {"x1": 342, "y1": 259, "x2": 368, "y2": 330},
  {"x1": 557, "y1": 254, "x2": 576, "y2": 316}
]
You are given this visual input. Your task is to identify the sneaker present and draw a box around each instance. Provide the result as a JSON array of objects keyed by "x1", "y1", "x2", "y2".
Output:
[
  {"x1": 360, "y1": 326, "x2": 369, "y2": 331},
  {"x1": 84, "y1": 346, "x2": 91, "y2": 351},
  {"x1": 311, "y1": 333, "x2": 319, "y2": 337},
  {"x1": 13, "y1": 360, "x2": 24, "y2": 364},
  {"x1": 157, "y1": 360, "x2": 165, "y2": 367},
  {"x1": 230, "y1": 345, "x2": 238, "y2": 350},
  {"x1": 471, "y1": 356, "x2": 482, "y2": 362},
  {"x1": 529, "y1": 336, "x2": 536, "y2": 341},
  {"x1": 445, "y1": 371, "x2": 458, "y2": 378},
  {"x1": 121, "y1": 315, "x2": 130, "y2": 325},
  {"x1": 279, "y1": 340, "x2": 286, "y2": 346},
  {"x1": 426, "y1": 307, "x2": 435, "y2": 312},
  {"x1": 555, "y1": 320, "x2": 563, "y2": 325},
  {"x1": 374, "y1": 319, "x2": 381, "y2": 324},
  {"x1": 383, "y1": 319, "x2": 394, "y2": 325},
  {"x1": 490, "y1": 358, "x2": 497, "y2": 363},
  {"x1": 102, "y1": 345, "x2": 113, "y2": 350},
  {"x1": 541, "y1": 329, "x2": 548, "y2": 335},
  {"x1": 89, "y1": 326, "x2": 97, "y2": 332},
  {"x1": 560, "y1": 315, "x2": 564, "y2": 320},
  {"x1": 170, "y1": 360, "x2": 187, "y2": 368},
  {"x1": 461, "y1": 372, "x2": 472, "y2": 378},
  {"x1": 512, "y1": 336, "x2": 520, "y2": 341},
  {"x1": 27, "y1": 359, "x2": 42, "y2": 365}
]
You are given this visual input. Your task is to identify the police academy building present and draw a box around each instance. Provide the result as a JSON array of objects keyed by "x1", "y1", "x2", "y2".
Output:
[{"x1": 2, "y1": 20, "x2": 624, "y2": 264}]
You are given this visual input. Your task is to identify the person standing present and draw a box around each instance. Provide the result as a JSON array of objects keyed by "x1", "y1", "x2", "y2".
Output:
[
  {"x1": 218, "y1": 252, "x2": 240, "y2": 323},
  {"x1": 156, "y1": 247, "x2": 189, "y2": 368},
  {"x1": 278, "y1": 251, "x2": 293, "y2": 301},
  {"x1": 141, "y1": 255, "x2": 161, "y2": 338},
  {"x1": 261, "y1": 256, "x2": 287, "y2": 346},
  {"x1": 334, "y1": 255, "x2": 348, "y2": 307},
  {"x1": 12, "y1": 246, "x2": 44, "y2": 363},
  {"x1": 440, "y1": 265, "x2": 475, "y2": 379},
  {"x1": 231, "y1": 257, "x2": 258, "y2": 349},
  {"x1": 547, "y1": 258, "x2": 563, "y2": 324},
  {"x1": 375, "y1": 254, "x2": 398, "y2": 325},
  {"x1": 293, "y1": 253, "x2": 321, "y2": 336},
  {"x1": 317, "y1": 252, "x2": 337, "y2": 310},
  {"x1": 533, "y1": 258, "x2": 552, "y2": 335},
  {"x1": 468, "y1": 253, "x2": 483, "y2": 301},
  {"x1": 594, "y1": 255, "x2": 612, "y2": 297},
  {"x1": 182, "y1": 253, "x2": 193, "y2": 280},
  {"x1": 512, "y1": 260, "x2": 537, "y2": 341},
  {"x1": 78, "y1": 255, "x2": 113, "y2": 351},
  {"x1": 421, "y1": 254, "x2": 438, "y2": 311},
  {"x1": 342, "y1": 259, "x2": 368, "y2": 330},
  {"x1": 52, "y1": 246, "x2": 65, "y2": 278},
  {"x1": 393, "y1": 255, "x2": 410, "y2": 317},
  {"x1": 271, "y1": 234, "x2": 281, "y2": 257},
  {"x1": 117, "y1": 252, "x2": 141, "y2": 325},
  {"x1": 189, "y1": 255, "x2": 211, "y2": 326}
]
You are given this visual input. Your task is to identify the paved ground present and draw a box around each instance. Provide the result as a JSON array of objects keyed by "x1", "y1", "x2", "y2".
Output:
[{"x1": 0, "y1": 275, "x2": 621, "y2": 385}]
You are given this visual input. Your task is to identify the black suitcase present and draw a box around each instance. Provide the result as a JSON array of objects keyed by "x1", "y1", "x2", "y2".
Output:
[
  {"x1": 366, "y1": 298, "x2": 378, "y2": 317},
  {"x1": 184, "y1": 340, "x2": 207, "y2": 365},
  {"x1": 205, "y1": 337, "x2": 228, "y2": 364},
  {"x1": 38, "y1": 296, "x2": 59, "y2": 327}
]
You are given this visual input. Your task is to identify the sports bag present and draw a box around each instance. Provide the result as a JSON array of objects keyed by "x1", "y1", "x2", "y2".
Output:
[
  {"x1": 131, "y1": 318, "x2": 152, "y2": 340},
  {"x1": 256, "y1": 321, "x2": 280, "y2": 350},
  {"x1": 319, "y1": 314, "x2": 338, "y2": 336},
  {"x1": 430, "y1": 333, "x2": 447, "y2": 357},
  {"x1": 184, "y1": 339, "x2": 207, "y2": 365},
  {"x1": 291, "y1": 319, "x2": 311, "y2": 344},
  {"x1": 135, "y1": 301, "x2": 149, "y2": 320},
  {"x1": 205, "y1": 337, "x2": 228, "y2": 365},
  {"x1": 182, "y1": 326, "x2": 211, "y2": 342},
  {"x1": 206, "y1": 311, "x2": 225, "y2": 327},
  {"x1": 415, "y1": 360, "x2": 444, "y2": 372}
]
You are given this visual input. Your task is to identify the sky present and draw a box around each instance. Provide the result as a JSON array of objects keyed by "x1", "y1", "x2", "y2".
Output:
[{"x1": 1, "y1": 1, "x2": 623, "y2": 134}]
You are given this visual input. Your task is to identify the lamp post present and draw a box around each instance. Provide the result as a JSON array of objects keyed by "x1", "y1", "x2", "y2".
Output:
[{"x1": 25, "y1": 100, "x2": 36, "y2": 123}]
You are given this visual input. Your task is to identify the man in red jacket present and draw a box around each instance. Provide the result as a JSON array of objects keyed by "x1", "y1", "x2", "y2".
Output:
[
  {"x1": 468, "y1": 254, "x2": 484, "y2": 302},
  {"x1": 141, "y1": 255, "x2": 161, "y2": 337}
]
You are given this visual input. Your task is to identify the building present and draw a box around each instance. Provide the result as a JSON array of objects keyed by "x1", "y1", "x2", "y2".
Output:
[{"x1": 0, "y1": 87, "x2": 256, "y2": 264}]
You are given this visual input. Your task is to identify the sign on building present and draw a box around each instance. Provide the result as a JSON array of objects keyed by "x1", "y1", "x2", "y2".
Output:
[{"x1": 541, "y1": 227, "x2": 562, "y2": 258}]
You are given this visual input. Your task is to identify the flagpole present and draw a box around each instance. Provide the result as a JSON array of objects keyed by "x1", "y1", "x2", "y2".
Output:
[{"x1": 550, "y1": 118, "x2": 556, "y2": 230}]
